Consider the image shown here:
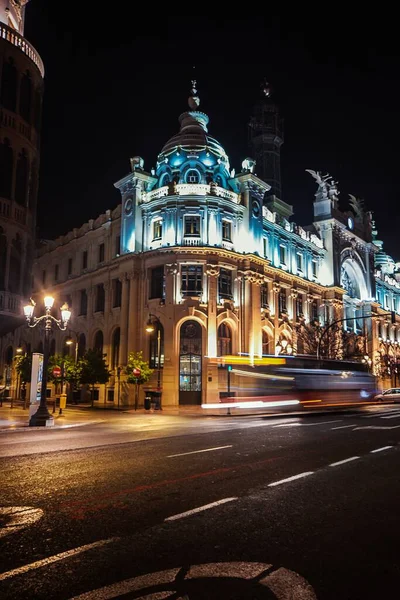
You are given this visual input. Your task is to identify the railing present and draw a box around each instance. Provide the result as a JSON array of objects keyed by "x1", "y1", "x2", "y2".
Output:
[
  {"x1": 0, "y1": 23, "x2": 44, "y2": 77},
  {"x1": 0, "y1": 291, "x2": 21, "y2": 315},
  {"x1": 182, "y1": 237, "x2": 203, "y2": 246},
  {"x1": 144, "y1": 183, "x2": 239, "y2": 203},
  {"x1": 0, "y1": 199, "x2": 11, "y2": 218}
]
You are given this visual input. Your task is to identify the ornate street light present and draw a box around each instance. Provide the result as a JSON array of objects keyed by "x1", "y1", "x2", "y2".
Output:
[
  {"x1": 145, "y1": 313, "x2": 162, "y2": 409},
  {"x1": 23, "y1": 296, "x2": 71, "y2": 426}
]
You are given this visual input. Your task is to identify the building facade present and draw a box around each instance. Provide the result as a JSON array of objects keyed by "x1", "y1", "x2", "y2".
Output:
[
  {"x1": 2, "y1": 81, "x2": 399, "y2": 404},
  {"x1": 0, "y1": 0, "x2": 44, "y2": 342}
]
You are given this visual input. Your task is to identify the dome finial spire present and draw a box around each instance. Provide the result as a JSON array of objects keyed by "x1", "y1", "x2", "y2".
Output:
[{"x1": 188, "y1": 67, "x2": 200, "y2": 110}]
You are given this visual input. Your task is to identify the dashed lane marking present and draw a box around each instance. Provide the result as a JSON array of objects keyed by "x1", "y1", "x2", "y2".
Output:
[
  {"x1": 167, "y1": 445, "x2": 233, "y2": 458},
  {"x1": 329, "y1": 456, "x2": 359, "y2": 467},
  {"x1": 268, "y1": 471, "x2": 314, "y2": 487},
  {"x1": 0, "y1": 537, "x2": 120, "y2": 582},
  {"x1": 381, "y1": 414, "x2": 400, "y2": 419},
  {"x1": 353, "y1": 425, "x2": 400, "y2": 430},
  {"x1": 165, "y1": 497, "x2": 237, "y2": 522},
  {"x1": 273, "y1": 419, "x2": 342, "y2": 428},
  {"x1": 370, "y1": 446, "x2": 393, "y2": 453},
  {"x1": 331, "y1": 424, "x2": 356, "y2": 430}
]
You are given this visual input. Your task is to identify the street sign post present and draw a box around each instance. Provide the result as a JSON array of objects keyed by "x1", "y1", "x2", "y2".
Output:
[{"x1": 52, "y1": 366, "x2": 62, "y2": 378}]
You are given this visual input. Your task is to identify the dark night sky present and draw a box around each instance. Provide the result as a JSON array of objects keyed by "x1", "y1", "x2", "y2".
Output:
[{"x1": 24, "y1": 4, "x2": 400, "y2": 259}]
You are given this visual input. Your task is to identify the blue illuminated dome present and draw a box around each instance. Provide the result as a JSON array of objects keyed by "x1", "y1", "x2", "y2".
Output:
[{"x1": 155, "y1": 81, "x2": 232, "y2": 189}]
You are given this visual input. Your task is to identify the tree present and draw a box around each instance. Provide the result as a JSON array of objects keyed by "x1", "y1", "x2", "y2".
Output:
[
  {"x1": 125, "y1": 351, "x2": 153, "y2": 409},
  {"x1": 80, "y1": 349, "x2": 111, "y2": 407},
  {"x1": 47, "y1": 354, "x2": 83, "y2": 400},
  {"x1": 296, "y1": 321, "x2": 365, "y2": 360}
]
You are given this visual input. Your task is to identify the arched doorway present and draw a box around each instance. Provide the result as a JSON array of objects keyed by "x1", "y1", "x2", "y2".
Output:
[{"x1": 179, "y1": 320, "x2": 202, "y2": 405}]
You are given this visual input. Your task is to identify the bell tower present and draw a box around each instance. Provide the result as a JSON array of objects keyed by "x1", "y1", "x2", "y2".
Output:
[
  {"x1": 0, "y1": 0, "x2": 44, "y2": 335},
  {"x1": 248, "y1": 81, "x2": 284, "y2": 200}
]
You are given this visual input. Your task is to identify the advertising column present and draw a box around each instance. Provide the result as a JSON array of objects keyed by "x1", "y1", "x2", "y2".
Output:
[{"x1": 29, "y1": 353, "x2": 44, "y2": 419}]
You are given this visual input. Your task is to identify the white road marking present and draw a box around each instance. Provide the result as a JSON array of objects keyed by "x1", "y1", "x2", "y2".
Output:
[
  {"x1": 353, "y1": 425, "x2": 400, "y2": 430},
  {"x1": 0, "y1": 537, "x2": 120, "y2": 582},
  {"x1": 273, "y1": 420, "x2": 342, "y2": 428},
  {"x1": 165, "y1": 498, "x2": 237, "y2": 522},
  {"x1": 329, "y1": 456, "x2": 359, "y2": 467},
  {"x1": 331, "y1": 424, "x2": 356, "y2": 430},
  {"x1": 268, "y1": 472, "x2": 314, "y2": 487},
  {"x1": 0, "y1": 506, "x2": 43, "y2": 538},
  {"x1": 381, "y1": 414, "x2": 400, "y2": 419},
  {"x1": 167, "y1": 445, "x2": 232, "y2": 458},
  {"x1": 370, "y1": 446, "x2": 393, "y2": 453},
  {"x1": 70, "y1": 563, "x2": 317, "y2": 600}
]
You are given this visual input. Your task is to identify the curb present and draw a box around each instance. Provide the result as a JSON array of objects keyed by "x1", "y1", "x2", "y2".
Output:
[{"x1": 0, "y1": 420, "x2": 106, "y2": 433}]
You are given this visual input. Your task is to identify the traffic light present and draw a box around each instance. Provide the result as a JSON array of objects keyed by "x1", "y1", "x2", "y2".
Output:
[{"x1": 391, "y1": 311, "x2": 396, "y2": 324}]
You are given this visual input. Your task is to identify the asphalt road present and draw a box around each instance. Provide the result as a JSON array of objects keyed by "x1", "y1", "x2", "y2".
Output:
[{"x1": 1, "y1": 404, "x2": 400, "y2": 599}]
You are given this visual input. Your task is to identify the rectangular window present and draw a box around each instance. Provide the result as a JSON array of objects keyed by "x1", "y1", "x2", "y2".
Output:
[
  {"x1": 261, "y1": 283, "x2": 269, "y2": 308},
  {"x1": 67, "y1": 258, "x2": 73, "y2": 276},
  {"x1": 80, "y1": 289, "x2": 88, "y2": 316},
  {"x1": 82, "y1": 250, "x2": 88, "y2": 270},
  {"x1": 95, "y1": 283, "x2": 105, "y2": 312},
  {"x1": 153, "y1": 220, "x2": 162, "y2": 240},
  {"x1": 184, "y1": 215, "x2": 200, "y2": 236},
  {"x1": 296, "y1": 296, "x2": 303, "y2": 317},
  {"x1": 181, "y1": 265, "x2": 203, "y2": 296},
  {"x1": 150, "y1": 265, "x2": 165, "y2": 299},
  {"x1": 65, "y1": 294, "x2": 72, "y2": 309},
  {"x1": 98, "y1": 243, "x2": 105, "y2": 263},
  {"x1": 279, "y1": 245, "x2": 286, "y2": 265},
  {"x1": 222, "y1": 220, "x2": 232, "y2": 242},
  {"x1": 112, "y1": 278, "x2": 122, "y2": 308},
  {"x1": 263, "y1": 238, "x2": 268, "y2": 258},
  {"x1": 115, "y1": 235, "x2": 121, "y2": 257},
  {"x1": 218, "y1": 268, "x2": 233, "y2": 300},
  {"x1": 311, "y1": 300, "x2": 318, "y2": 321},
  {"x1": 42, "y1": 270, "x2": 46, "y2": 285},
  {"x1": 296, "y1": 252, "x2": 303, "y2": 272},
  {"x1": 54, "y1": 264, "x2": 59, "y2": 282},
  {"x1": 312, "y1": 259, "x2": 318, "y2": 278},
  {"x1": 278, "y1": 290, "x2": 287, "y2": 315}
]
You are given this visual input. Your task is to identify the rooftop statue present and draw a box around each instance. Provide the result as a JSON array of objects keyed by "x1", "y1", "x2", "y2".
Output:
[
  {"x1": 348, "y1": 194, "x2": 365, "y2": 220},
  {"x1": 305, "y1": 169, "x2": 332, "y2": 199}
]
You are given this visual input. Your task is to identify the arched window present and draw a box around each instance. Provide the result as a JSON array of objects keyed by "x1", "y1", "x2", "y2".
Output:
[
  {"x1": 262, "y1": 330, "x2": 272, "y2": 356},
  {"x1": 49, "y1": 339, "x2": 56, "y2": 356},
  {"x1": 78, "y1": 333, "x2": 86, "y2": 358},
  {"x1": 8, "y1": 235, "x2": 21, "y2": 293},
  {"x1": 15, "y1": 150, "x2": 29, "y2": 206},
  {"x1": 185, "y1": 169, "x2": 200, "y2": 184},
  {"x1": 5, "y1": 346, "x2": 13, "y2": 365},
  {"x1": 94, "y1": 330, "x2": 103, "y2": 354},
  {"x1": 111, "y1": 328, "x2": 120, "y2": 369},
  {"x1": 0, "y1": 58, "x2": 17, "y2": 111},
  {"x1": 0, "y1": 227, "x2": 7, "y2": 290},
  {"x1": 149, "y1": 323, "x2": 164, "y2": 369},
  {"x1": 19, "y1": 71, "x2": 32, "y2": 123},
  {"x1": 33, "y1": 87, "x2": 42, "y2": 131},
  {"x1": 179, "y1": 320, "x2": 202, "y2": 404},
  {"x1": 217, "y1": 323, "x2": 232, "y2": 356},
  {"x1": 0, "y1": 139, "x2": 13, "y2": 199}
]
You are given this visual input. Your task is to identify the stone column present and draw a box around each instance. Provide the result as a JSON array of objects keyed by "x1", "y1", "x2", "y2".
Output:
[
  {"x1": 206, "y1": 265, "x2": 220, "y2": 358},
  {"x1": 272, "y1": 282, "x2": 280, "y2": 349},
  {"x1": 251, "y1": 275, "x2": 263, "y2": 357},
  {"x1": 127, "y1": 271, "x2": 138, "y2": 356},
  {"x1": 162, "y1": 263, "x2": 180, "y2": 407},
  {"x1": 119, "y1": 275, "x2": 130, "y2": 366}
]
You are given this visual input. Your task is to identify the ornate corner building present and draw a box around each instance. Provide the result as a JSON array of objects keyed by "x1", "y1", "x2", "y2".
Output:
[
  {"x1": 0, "y1": 0, "x2": 44, "y2": 340},
  {"x1": 1, "y1": 75, "x2": 399, "y2": 405}
]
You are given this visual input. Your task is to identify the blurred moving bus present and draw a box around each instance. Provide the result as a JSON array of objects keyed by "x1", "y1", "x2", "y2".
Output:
[{"x1": 204, "y1": 355, "x2": 378, "y2": 411}]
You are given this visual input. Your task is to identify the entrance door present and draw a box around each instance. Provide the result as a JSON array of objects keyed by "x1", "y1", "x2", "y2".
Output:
[{"x1": 179, "y1": 320, "x2": 202, "y2": 405}]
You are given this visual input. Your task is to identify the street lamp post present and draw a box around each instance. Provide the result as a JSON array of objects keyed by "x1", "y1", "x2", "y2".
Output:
[
  {"x1": 23, "y1": 296, "x2": 71, "y2": 426},
  {"x1": 145, "y1": 313, "x2": 162, "y2": 410}
]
